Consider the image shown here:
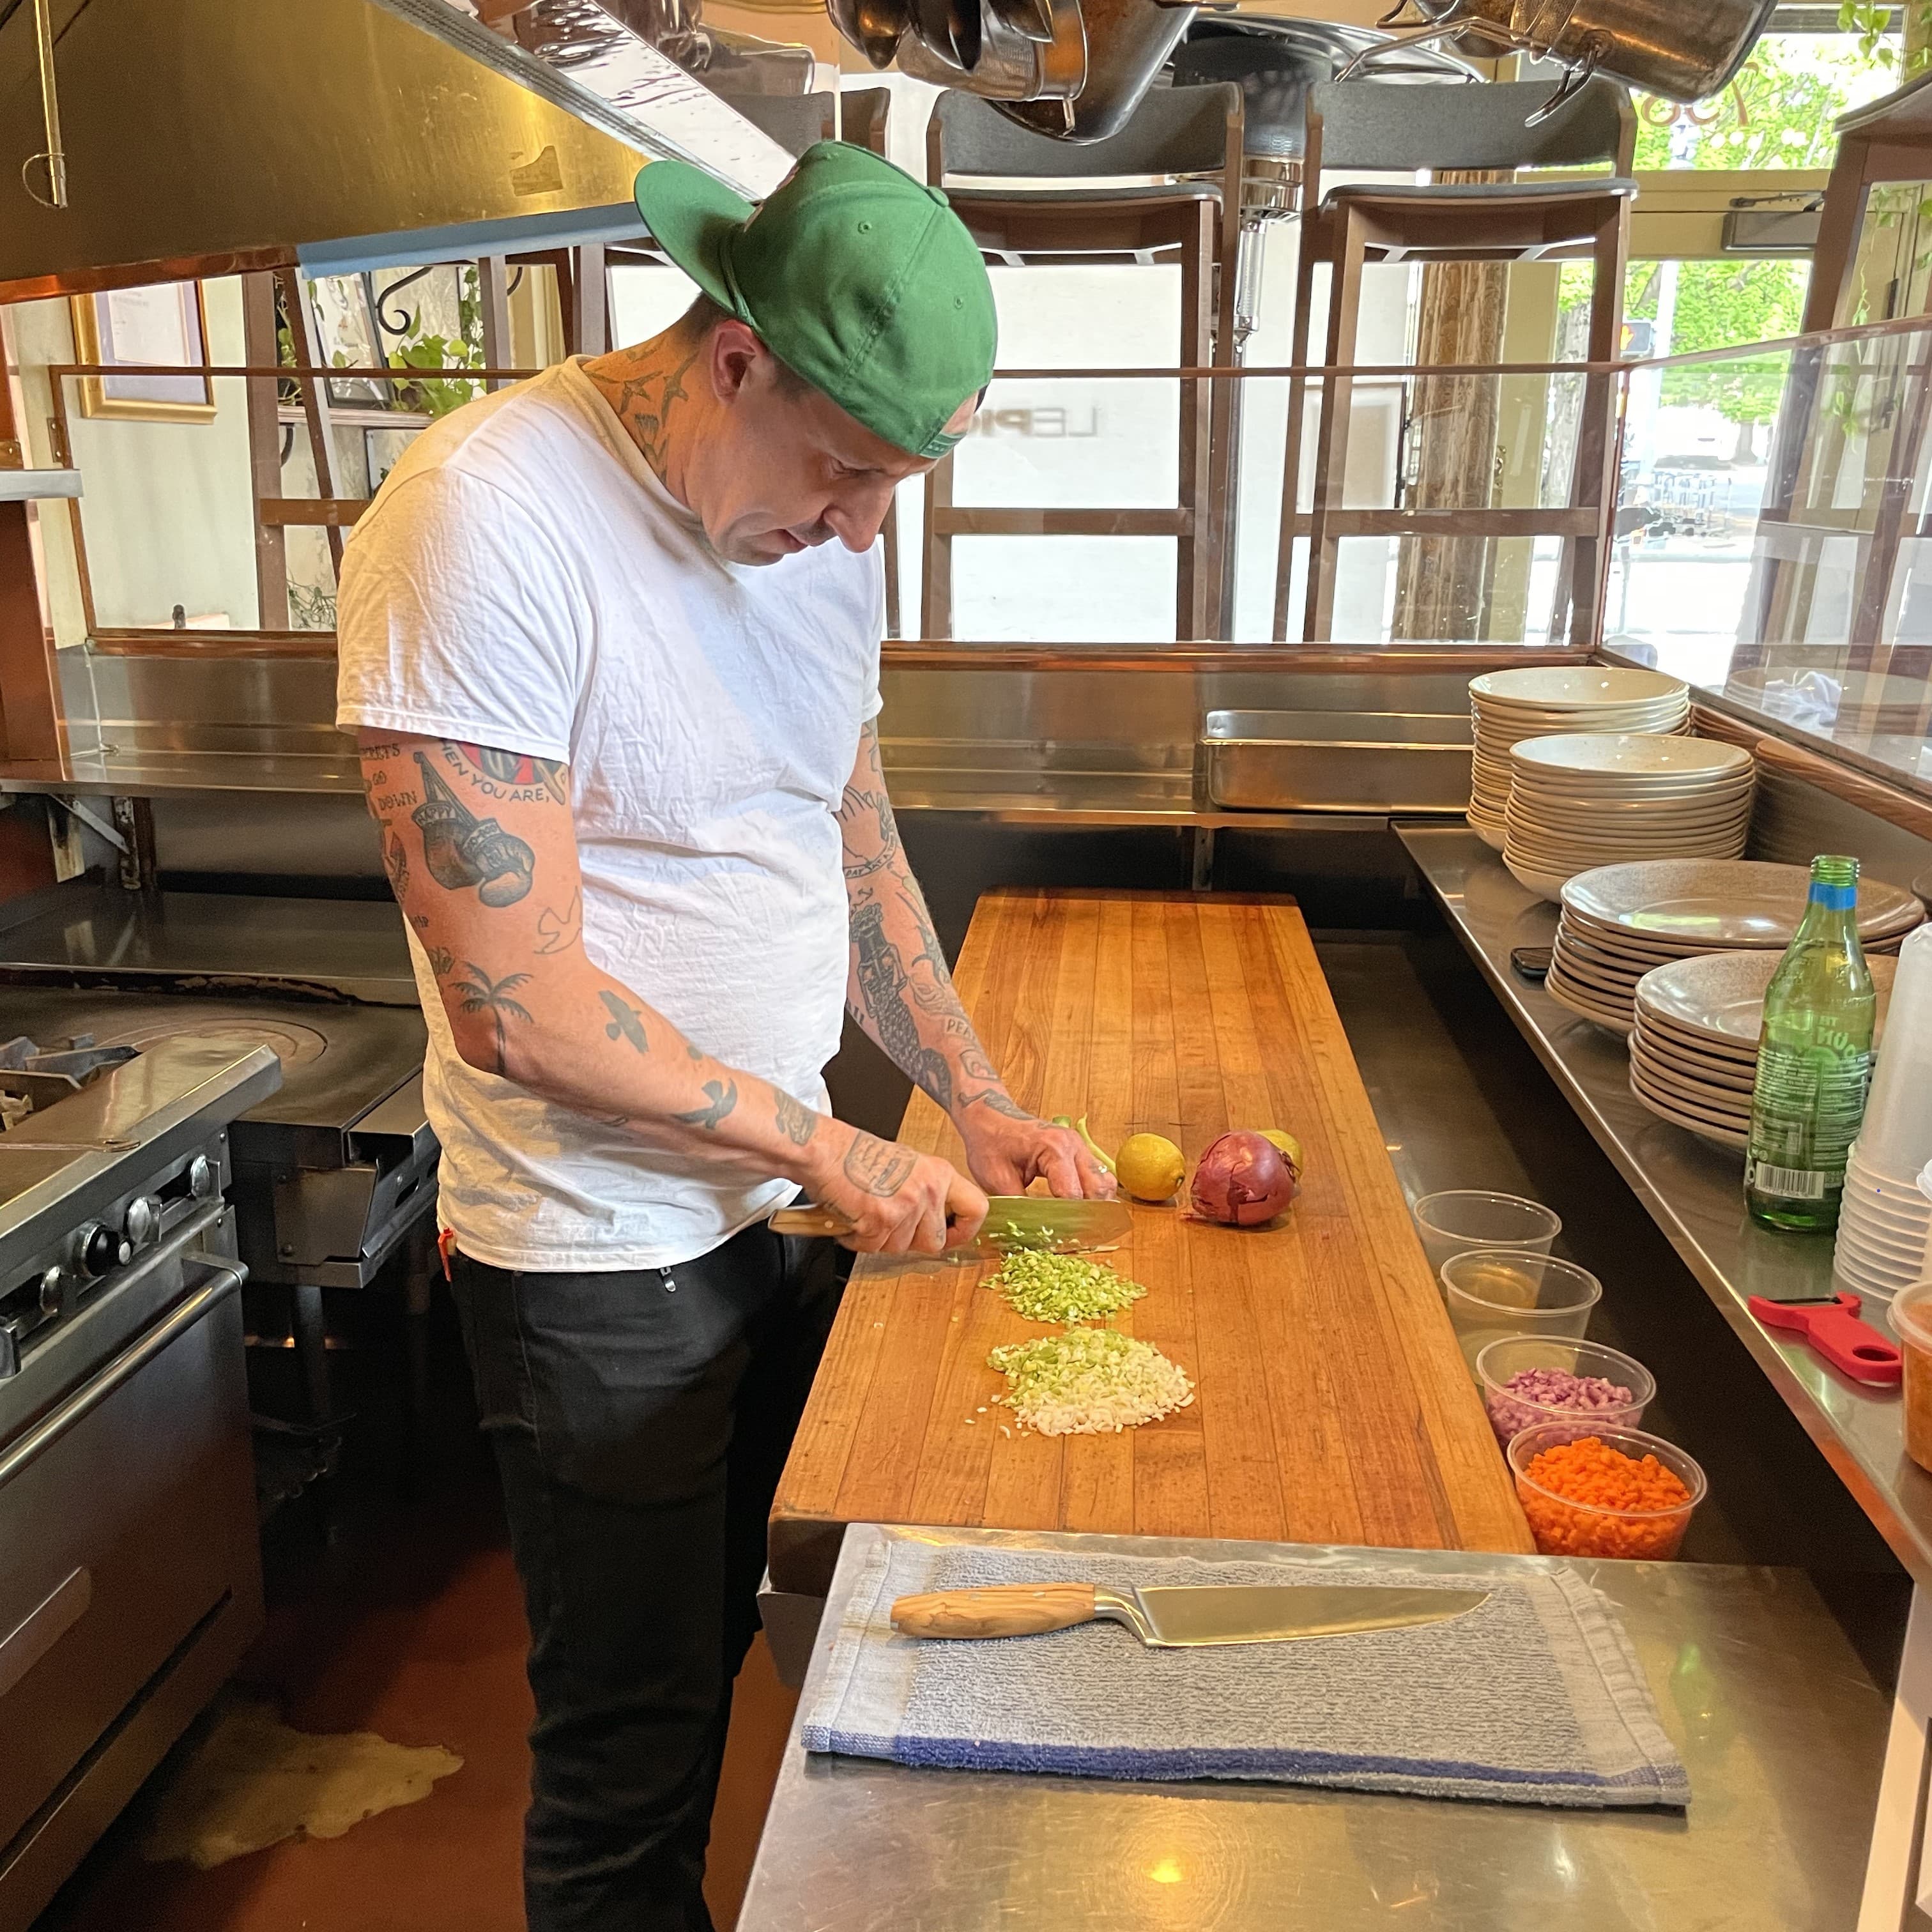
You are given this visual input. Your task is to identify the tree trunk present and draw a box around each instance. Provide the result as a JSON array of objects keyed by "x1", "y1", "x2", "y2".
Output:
[
  {"x1": 1392, "y1": 171, "x2": 1509, "y2": 641},
  {"x1": 1909, "y1": 0, "x2": 1932, "y2": 80}
]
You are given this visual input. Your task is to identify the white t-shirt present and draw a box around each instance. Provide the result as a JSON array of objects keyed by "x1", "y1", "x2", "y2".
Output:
[{"x1": 335, "y1": 358, "x2": 882, "y2": 1271}]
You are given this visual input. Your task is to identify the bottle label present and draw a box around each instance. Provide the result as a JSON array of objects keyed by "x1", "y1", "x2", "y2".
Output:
[
  {"x1": 1747, "y1": 1040, "x2": 1873, "y2": 1197},
  {"x1": 1749, "y1": 1162, "x2": 1827, "y2": 1200},
  {"x1": 1808, "y1": 882, "x2": 1857, "y2": 912}
]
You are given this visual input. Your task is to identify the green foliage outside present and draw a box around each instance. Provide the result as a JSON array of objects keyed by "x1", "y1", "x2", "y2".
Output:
[
  {"x1": 1631, "y1": 259, "x2": 1806, "y2": 431},
  {"x1": 383, "y1": 264, "x2": 486, "y2": 418},
  {"x1": 1553, "y1": 29, "x2": 1903, "y2": 438},
  {"x1": 1629, "y1": 31, "x2": 1897, "y2": 172},
  {"x1": 277, "y1": 266, "x2": 487, "y2": 419}
]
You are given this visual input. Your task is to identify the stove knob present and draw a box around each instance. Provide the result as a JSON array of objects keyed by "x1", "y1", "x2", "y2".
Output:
[
  {"x1": 78, "y1": 1222, "x2": 132, "y2": 1276},
  {"x1": 123, "y1": 1197, "x2": 157, "y2": 1250},
  {"x1": 38, "y1": 1266, "x2": 66, "y2": 1317},
  {"x1": 187, "y1": 1154, "x2": 215, "y2": 1199}
]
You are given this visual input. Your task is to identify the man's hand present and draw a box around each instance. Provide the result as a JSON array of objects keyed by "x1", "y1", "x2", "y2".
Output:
[
  {"x1": 958, "y1": 1102, "x2": 1117, "y2": 1202},
  {"x1": 805, "y1": 1123, "x2": 990, "y2": 1256}
]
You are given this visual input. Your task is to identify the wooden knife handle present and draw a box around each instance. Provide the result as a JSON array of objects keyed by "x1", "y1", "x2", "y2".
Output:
[
  {"x1": 770, "y1": 1204, "x2": 853, "y2": 1238},
  {"x1": 890, "y1": 1584, "x2": 1097, "y2": 1639}
]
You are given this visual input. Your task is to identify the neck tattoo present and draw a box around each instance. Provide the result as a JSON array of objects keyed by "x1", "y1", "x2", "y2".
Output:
[{"x1": 590, "y1": 335, "x2": 704, "y2": 486}]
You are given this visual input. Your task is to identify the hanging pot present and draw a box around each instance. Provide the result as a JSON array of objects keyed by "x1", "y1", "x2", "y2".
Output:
[
  {"x1": 895, "y1": 0, "x2": 1085, "y2": 100},
  {"x1": 1360, "y1": 0, "x2": 1779, "y2": 110},
  {"x1": 988, "y1": 0, "x2": 1058, "y2": 45},
  {"x1": 991, "y1": 0, "x2": 1196, "y2": 143},
  {"x1": 827, "y1": 0, "x2": 910, "y2": 66},
  {"x1": 1170, "y1": 17, "x2": 1476, "y2": 162}
]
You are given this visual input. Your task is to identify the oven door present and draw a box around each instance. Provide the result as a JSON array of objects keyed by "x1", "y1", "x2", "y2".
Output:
[{"x1": 0, "y1": 1256, "x2": 263, "y2": 1894}]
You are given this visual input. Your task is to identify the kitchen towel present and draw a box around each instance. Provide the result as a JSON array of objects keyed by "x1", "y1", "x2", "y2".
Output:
[{"x1": 801, "y1": 1539, "x2": 1689, "y2": 1809}]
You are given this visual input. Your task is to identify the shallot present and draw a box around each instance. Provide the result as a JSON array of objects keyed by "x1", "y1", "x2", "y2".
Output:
[
  {"x1": 1190, "y1": 1131, "x2": 1298, "y2": 1226},
  {"x1": 1485, "y1": 1366, "x2": 1637, "y2": 1446}
]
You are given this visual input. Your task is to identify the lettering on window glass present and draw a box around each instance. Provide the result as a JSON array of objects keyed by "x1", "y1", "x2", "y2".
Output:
[{"x1": 968, "y1": 406, "x2": 1101, "y2": 440}]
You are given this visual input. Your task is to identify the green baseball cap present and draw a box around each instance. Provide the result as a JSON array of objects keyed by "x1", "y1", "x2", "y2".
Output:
[{"x1": 632, "y1": 141, "x2": 996, "y2": 459}]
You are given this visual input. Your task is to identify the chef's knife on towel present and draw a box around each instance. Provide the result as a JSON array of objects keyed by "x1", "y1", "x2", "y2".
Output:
[
  {"x1": 890, "y1": 1582, "x2": 1492, "y2": 1647},
  {"x1": 770, "y1": 1195, "x2": 1132, "y2": 1254}
]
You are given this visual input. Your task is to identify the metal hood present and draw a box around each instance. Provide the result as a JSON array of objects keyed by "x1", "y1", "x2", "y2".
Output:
[{"x1": 0, "y1": 0, "x2": 795, "y2": 300}]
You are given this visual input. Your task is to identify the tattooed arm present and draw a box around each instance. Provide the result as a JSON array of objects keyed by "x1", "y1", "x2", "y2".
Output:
[
  {"x1": 838, "y1": 724, "x2": 1115, "y2": 1200},
  {"x1": 358, "y1": 729, "x2": 987, "y2": 1255}
]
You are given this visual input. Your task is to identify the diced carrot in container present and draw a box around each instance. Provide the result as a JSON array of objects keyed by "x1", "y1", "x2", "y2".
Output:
[{"x1": 1506, "y1": 1424, "x2": 1706, "y2": 1561}]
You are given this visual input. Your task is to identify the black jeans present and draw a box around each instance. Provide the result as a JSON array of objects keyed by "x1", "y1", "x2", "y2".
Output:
[{"x1": 447, "y1": 1223, "x2": 848, "y2": 1932}]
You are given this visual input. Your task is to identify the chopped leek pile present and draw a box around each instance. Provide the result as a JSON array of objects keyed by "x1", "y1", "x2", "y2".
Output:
[
  {"x1": 988, "y1": 1249, "x2": 1147, "y2": 1326},
  {"x1": 988, "y1": 1328, "x2": 1195, "y2": 1437}
]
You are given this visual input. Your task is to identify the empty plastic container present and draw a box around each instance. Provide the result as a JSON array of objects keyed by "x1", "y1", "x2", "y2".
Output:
[
  {"x1": 1413, "y1": 1190, "x2": 1561, "y2": 1278},
  {"x1": 1858, "y1": 924, "x2": 1932, "y2": 1183},
  {"x1": 1441, "y1": 1250, "x2": 1601, "y2": 1371}
]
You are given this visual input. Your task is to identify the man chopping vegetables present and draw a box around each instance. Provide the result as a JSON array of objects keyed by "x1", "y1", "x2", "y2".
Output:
[{"x1": 335, "y1": 143, "x2": 1114, "y2": 1932}]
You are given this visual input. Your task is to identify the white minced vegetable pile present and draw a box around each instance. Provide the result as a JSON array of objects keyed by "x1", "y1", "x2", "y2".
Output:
[{"x1": 988, "y1": 1326, "x2": 1195, "y2": 1437}]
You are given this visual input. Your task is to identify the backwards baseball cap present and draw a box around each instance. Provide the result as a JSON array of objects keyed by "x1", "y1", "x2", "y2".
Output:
[{"x1": 632, "y1": 141, "x2": 996, "y2": 460}]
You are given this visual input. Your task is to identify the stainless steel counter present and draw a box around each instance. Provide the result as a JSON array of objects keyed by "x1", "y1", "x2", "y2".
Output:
[
  {"x1": 1399, "y1": 823, "x2": 1932, "y2": 1592},
  {"x1": 0, "y1": 885, "x2": 418, "y2": 1004},
  {"x1": 741, "y1": 1522, "x2": 1887, "y2": 1932}
]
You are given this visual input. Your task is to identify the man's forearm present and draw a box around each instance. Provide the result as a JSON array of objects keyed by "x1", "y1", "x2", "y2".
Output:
[
  {"x1": 360, "y1": 731, "x2": 878, "y2": 1192},
  {"x1": 838, "y1": 744, "x2": 1023, "y2": 1124}
]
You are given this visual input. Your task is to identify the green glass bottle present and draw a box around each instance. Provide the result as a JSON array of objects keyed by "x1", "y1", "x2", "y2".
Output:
[{"x1": 1745, "y1": 854, "x2": 1876, "y2": 1232}]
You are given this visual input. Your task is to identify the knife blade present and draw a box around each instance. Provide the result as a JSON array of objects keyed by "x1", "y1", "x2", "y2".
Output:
[
  {"x1": 890, "y1": 1581, "x2": 1491, "y2": 1647},
  {"x1": 769, "y1": 1195, "x2": 1131, "y2": 1255}
]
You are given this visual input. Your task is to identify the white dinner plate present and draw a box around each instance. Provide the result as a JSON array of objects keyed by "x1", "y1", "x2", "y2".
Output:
[
  {"x1": 1546, "y1": 965, "x2": 1634, "y2": 1032},
  {"x1": 1561, "y1": 861, "x2": 1925, "y2": 947},
  {"x1": 1631, "y1": 1026, "x2": 1758, "y2": 1091},
  {"x1": 1470, "y1": 666, "x2": 1689, "y2": 708},
  {"x1": 1629, "y1": 1053, "x2": 1752, "y2": 1126},
  {"x1": 1632, "y1": 949, "x2": 1896, "y2": 1056},
  {"x1": 1628, "y1": 1075, "x2": 1750, "y2": 1152},
  {"x1": 1510, "y1": 734, "x2": 1754, "y2": 784}
]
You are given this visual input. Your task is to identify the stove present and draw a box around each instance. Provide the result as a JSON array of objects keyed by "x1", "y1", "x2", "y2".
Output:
[
  {"x1": 1, "y1": 988, "x2": 436, "y2": 1292},
  {"x1": 0, "y1": 1031, "x2": 280, "y2": 1932}
]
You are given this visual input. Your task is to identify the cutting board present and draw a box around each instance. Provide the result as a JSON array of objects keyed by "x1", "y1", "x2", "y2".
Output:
[{"x1": 768, "y1": 889, "x2": 1531, "y2": 1595}]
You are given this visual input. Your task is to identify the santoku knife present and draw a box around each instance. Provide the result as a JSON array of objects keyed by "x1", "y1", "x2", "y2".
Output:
[
  {"x1": 890, "y1": 1581, "x2": 1492, "y2": 1647},
  {"x1": 770, "y1": 1195, "x2": 1131, "y2": 1254}
]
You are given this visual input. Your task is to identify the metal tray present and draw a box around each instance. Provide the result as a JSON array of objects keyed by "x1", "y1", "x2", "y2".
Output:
[{"x1": 1201, "y1": 709, "x2": 1473, "y2": 813}]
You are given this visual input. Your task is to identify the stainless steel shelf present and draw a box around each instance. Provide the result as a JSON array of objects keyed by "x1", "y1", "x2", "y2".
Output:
[
  {"x1": 0, "y1": 751, "x2": 362, "y2": 797},
  {"x1": 1399, "y1": 821, "x2": 1932, "y2": 1591},
  {"x1": 0, "y1": 468, "x2": 81, "y2": 502}
]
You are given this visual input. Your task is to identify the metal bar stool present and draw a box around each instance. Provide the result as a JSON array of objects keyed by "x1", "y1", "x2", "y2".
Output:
[
  {"x1": 922, "y1": 84, "x2": 1244, "y2": 640},
  {"x1": 1276, "y1": 75, "x2": 1636, "y2": 645}
]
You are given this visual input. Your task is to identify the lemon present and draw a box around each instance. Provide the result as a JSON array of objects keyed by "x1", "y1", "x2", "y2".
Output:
[
  {"x1": 1116, "y1": 1133, "x2": 1186, "y2": 1202},
  {"x1": 1260, "y1": 1129, "x2": 1304, "y2": 1171}
]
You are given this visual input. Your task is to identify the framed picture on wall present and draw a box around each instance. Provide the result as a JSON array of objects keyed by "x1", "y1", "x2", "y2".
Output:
[
  {"x1": 305, "y1": 274, "x2": 390, "y2": 410},
  {"x1": 68, "y1": 282, "x2": 216, "y2": 422}
]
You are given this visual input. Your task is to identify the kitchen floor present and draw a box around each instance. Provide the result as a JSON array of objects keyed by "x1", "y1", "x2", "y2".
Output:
[{"x1": 34, "y1": 1317, "x2": 798, "y2": 1932}]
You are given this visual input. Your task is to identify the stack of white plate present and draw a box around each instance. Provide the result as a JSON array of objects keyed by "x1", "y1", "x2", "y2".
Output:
[
  {"x1": 1468, "y1": 666, "x2": 1690, "y2": 851},
  {"x1": 1503, "y1": 735, "x2": 1755, "y2": 902},
  {"x1": 1547, "y1": 859, "x2": 1924, "y2": 1035},
  {"x1": 1630, "y1": 949, "x2": 1897, "y2": 1151},
  {"x1": 1834, "y1": 1142, "x2": 1932, "y2": 1301}
]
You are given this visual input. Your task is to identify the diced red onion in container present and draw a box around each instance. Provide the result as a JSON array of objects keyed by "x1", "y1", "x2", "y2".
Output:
[{"x1": 1485, "y1": 1366, "x2": 1636, "y2": 1446}]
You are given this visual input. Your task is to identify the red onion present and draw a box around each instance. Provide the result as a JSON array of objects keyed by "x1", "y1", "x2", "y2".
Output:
[{"x1": 1190, "y1": 1131, "x2": 1298, "y2": 1226}]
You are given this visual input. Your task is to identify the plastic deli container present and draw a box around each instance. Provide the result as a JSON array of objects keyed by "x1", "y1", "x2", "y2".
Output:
[
  {"x1": 1440, "y1": 1250, "x2": 1601, "y2": 1372},
  {"x1": 1508, "y1": 1423, "x2": 1706, "y2": 1561},
  {"x1": 1892, "y1": 1282, "x2": 1932, "y2": 1476},
  {"x1": 1475, "y1": 1336, "x2": 1655, "y2": 1450},
  {"x1": 1413, "y1": 1191, "x2": 1561, "y2": 1278}
]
